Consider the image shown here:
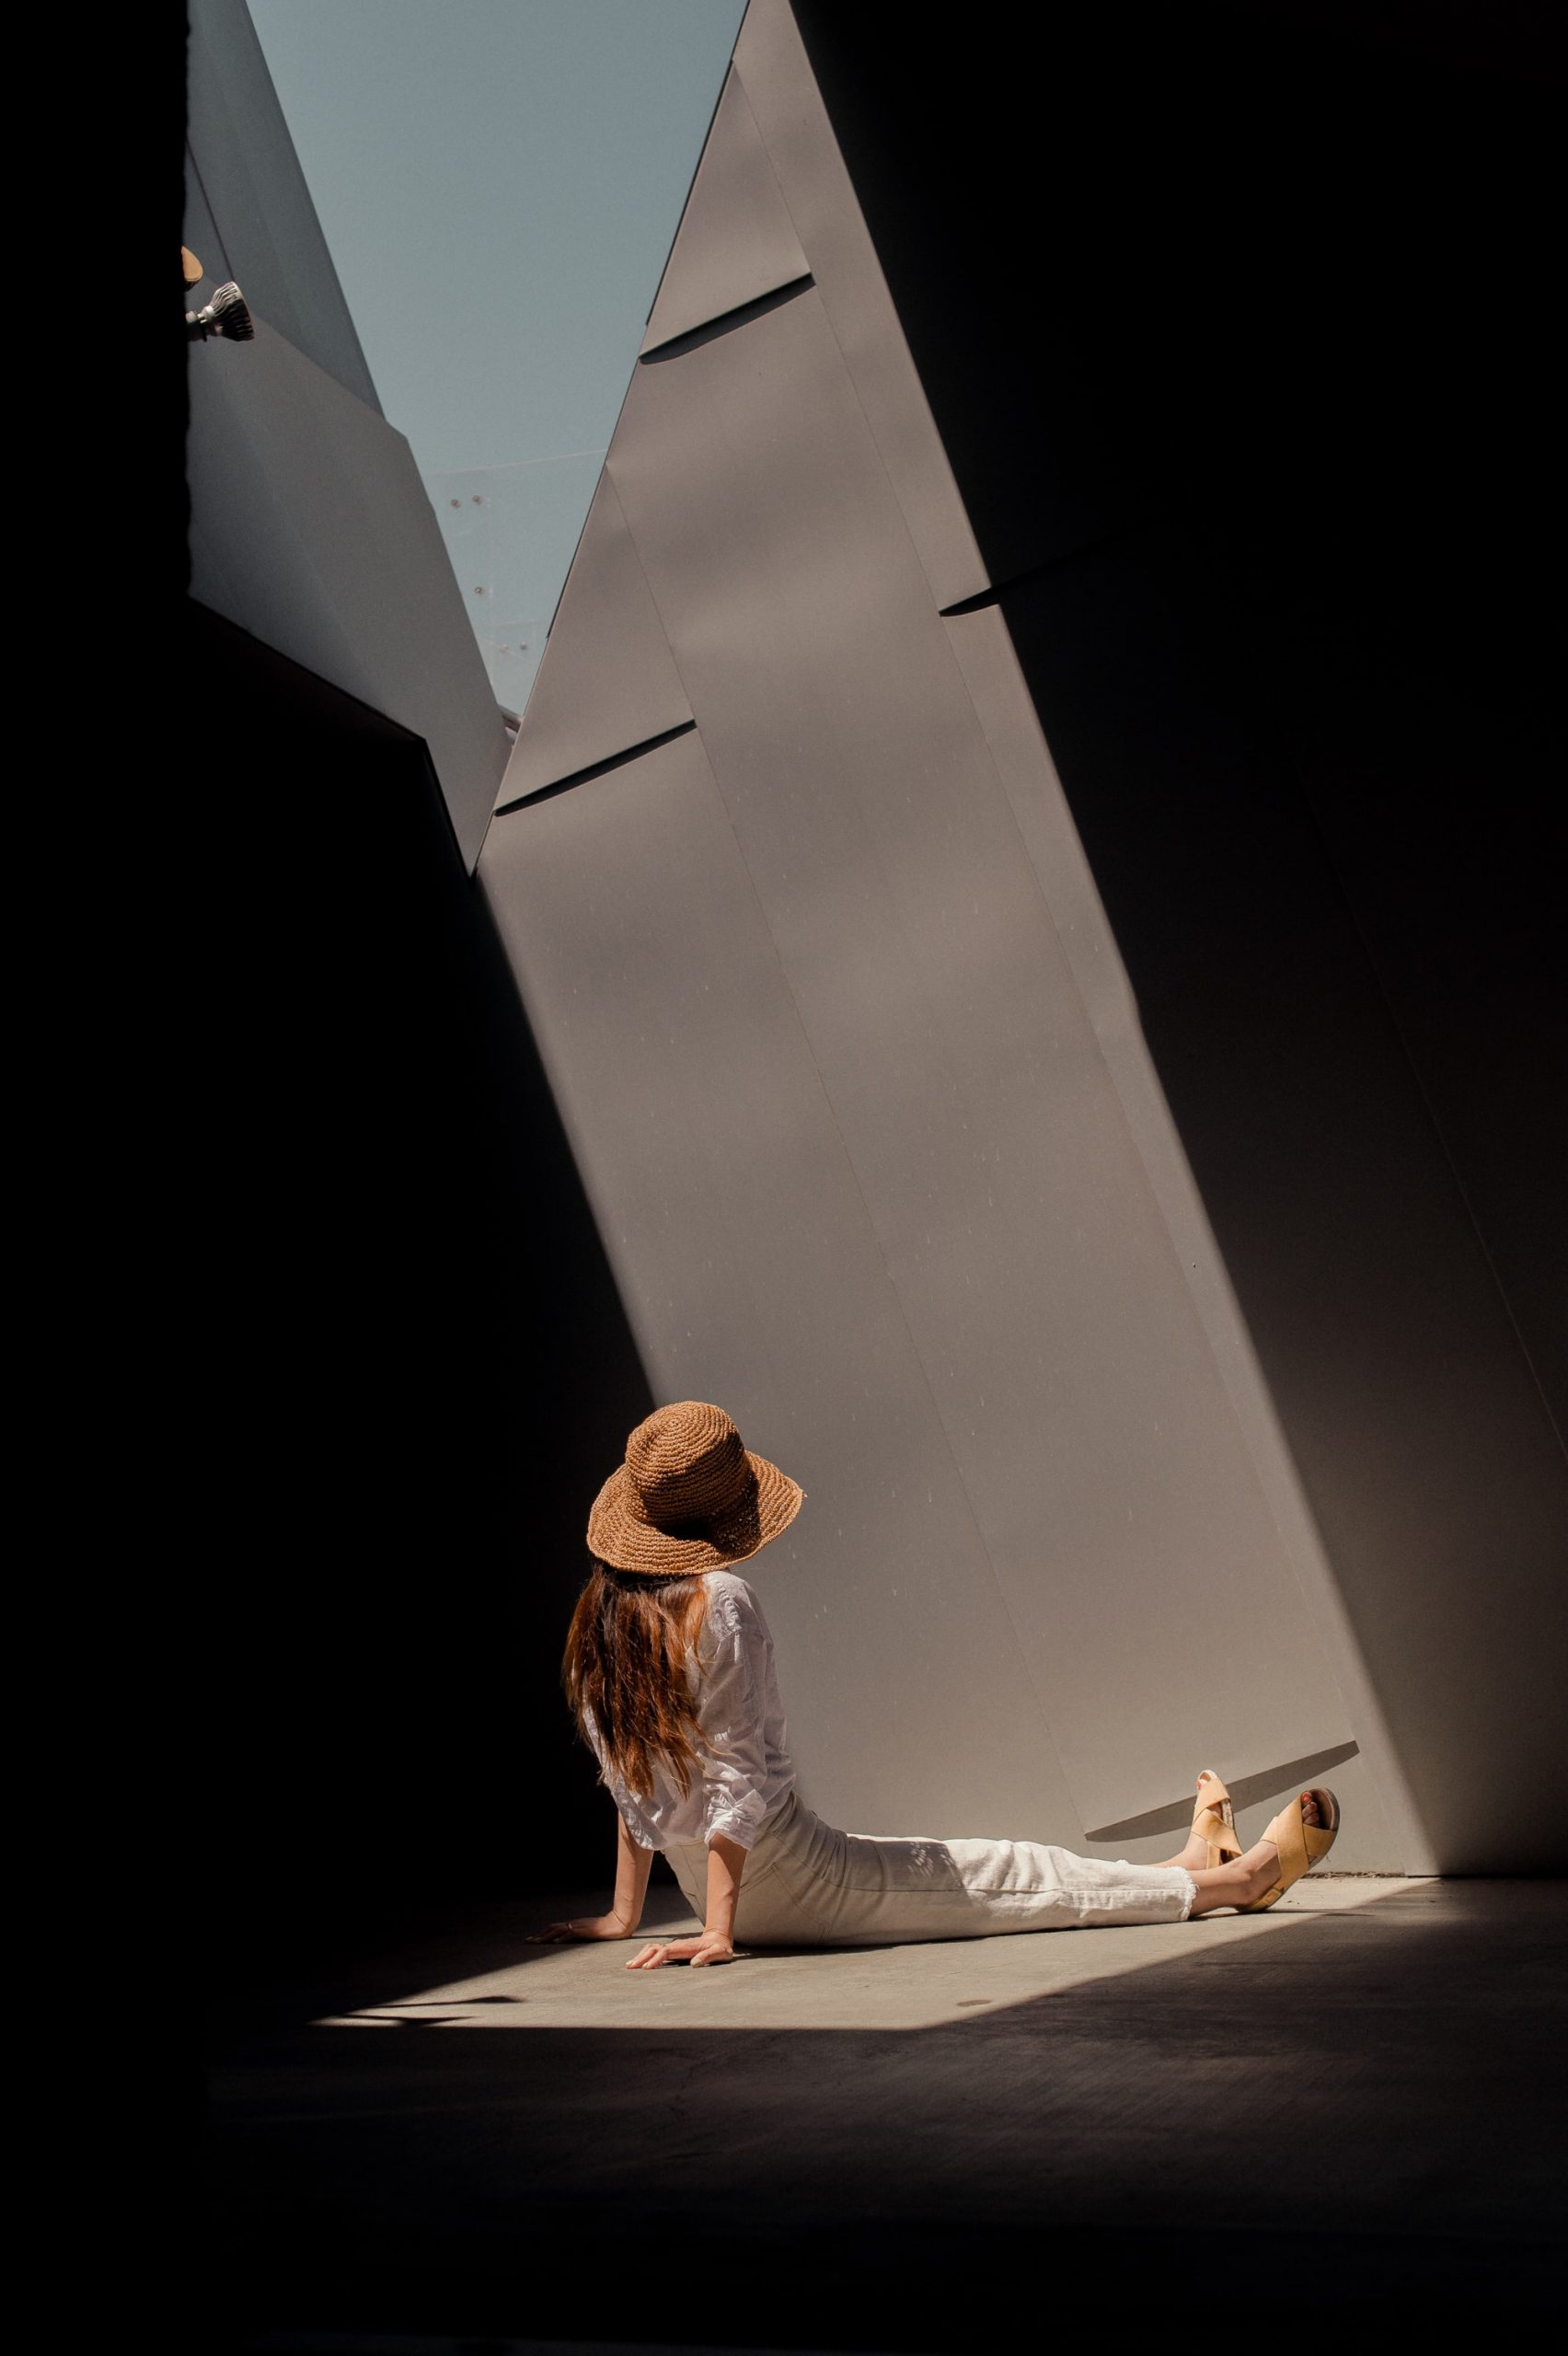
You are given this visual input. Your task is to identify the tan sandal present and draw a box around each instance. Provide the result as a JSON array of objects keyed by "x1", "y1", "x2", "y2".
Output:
[
  {"x1": 1193, "y1": 1769, "x2": 1243, "y2": 1869},
  {"x1": 1241, "y1": 1787, "x2": 1341, "y2": 1911}
]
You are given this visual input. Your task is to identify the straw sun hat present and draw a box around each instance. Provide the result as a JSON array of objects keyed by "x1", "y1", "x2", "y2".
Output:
[{"x1": 587, "y1": 1401, "x2": 804, "y2": 1576}]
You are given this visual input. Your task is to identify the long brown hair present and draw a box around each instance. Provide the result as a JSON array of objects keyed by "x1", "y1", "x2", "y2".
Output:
[{"x1": 562, "y1": 1558, "x2": 711, "y2": 1799}]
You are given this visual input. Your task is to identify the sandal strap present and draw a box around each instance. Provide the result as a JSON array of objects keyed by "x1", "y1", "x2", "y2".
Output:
[
  {"x1": 1259, "y1": 1791, "x2": 1338, "y2": 1893},
  {"x1": 1193, "y1": 1772, "x2": 1239, "y2": 1859},
  {"x1": 1263, "y1": 1798, "x2": 1311, "y2": 1888},
  {"x1": 1194, "y1": 1805, "x2": 1241, "y2": 1851},
  {"x1": 1241, "y1": 1788, "x2": 1341, "y2": 1910}
]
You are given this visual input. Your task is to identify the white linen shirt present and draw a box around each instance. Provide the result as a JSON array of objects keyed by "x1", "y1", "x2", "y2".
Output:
[{"x1": 583, "y1": 1570, "x2": 796, "y2": 1852}]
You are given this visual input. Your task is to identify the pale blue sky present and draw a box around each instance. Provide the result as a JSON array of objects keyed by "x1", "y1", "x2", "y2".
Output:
[{"x1": 249, "y1": 0, "x2": 745, "y2": 703}]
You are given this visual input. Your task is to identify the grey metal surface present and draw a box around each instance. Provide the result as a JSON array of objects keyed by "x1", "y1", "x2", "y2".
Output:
[
  {"x1": 940, "y1": 600, "x2": 1418, "y2": 1868},
  {"x1": 641, "y1": 66, "x2": 811, "y2": 356},
  {"x1": 604, "y1": 291, "x2": 1353, "y2": 1841},
  {"x1": 188, "y1": 325, "x2": 508, "y2": 870},
  {"x1": 769, "y1": 0, "x2": 1568, "y2": 1854},
  {"x1": 479, "y1": 731, "x2": 1077, "y2": 1843},
  {"x1": 495, "y1": 475, "x2": 693, "y2": 811},
  {"x1": 734, "y1": 0, "x2": 986, "y2": 611},
  {"x1": 478, "y1": 0, "x2": 1566, "y2": 1871},
  {"x1": 186, "y1": 0, "x2": 380, "y2": 412}
]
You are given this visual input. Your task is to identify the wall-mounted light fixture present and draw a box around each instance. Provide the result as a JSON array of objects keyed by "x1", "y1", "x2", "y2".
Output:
[
  {"x1": 187, "y1": 283, "x2": 254, "y2": 343},
  {"x1": 183, "y1": 248, "x2": 254, "y2": 343}
]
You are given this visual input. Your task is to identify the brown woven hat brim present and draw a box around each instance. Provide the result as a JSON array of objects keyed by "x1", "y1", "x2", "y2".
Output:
[{"x1": 587, "y1": 1449, "x2": 803, "y2": 1576}]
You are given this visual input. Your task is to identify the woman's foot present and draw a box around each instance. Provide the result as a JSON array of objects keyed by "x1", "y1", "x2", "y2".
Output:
[
  {"x1": 1186, "y1": 1791, "x2": 1324, "y2": 1914},
  {"x1": 1172, "y1": 1770, "x2": 1248, "y2": 1873}
]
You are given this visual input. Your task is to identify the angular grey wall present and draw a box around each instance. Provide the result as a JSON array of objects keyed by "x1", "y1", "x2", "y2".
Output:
[
  {"x1": 184, "y1": 0, "x2": 507, "y2": 868},
  {"x1": 185, "y1": 0, "x2": 379, "y2": 410},
  {"x1": 476, "y1": 1, "x2": 1470, "y2": 1871},
  {"x1": 786, "y1": 0, "x2": 1568, "y2": 1872}
]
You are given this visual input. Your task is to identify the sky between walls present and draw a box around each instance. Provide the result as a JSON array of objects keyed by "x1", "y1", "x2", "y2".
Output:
[{"x1": 249, "y1": 0, "x2": 747, "y2": 713}]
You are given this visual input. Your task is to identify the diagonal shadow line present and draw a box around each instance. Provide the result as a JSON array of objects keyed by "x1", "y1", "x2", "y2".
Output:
[
  {"x1": 1087, "y1": 1740, "x2": 1361, "y2": 1843},
  {"x1": 640, "y1": 273, "x2": 815, "y2": 363},
  {"x1": 494, "y1": 720, "x2": 698, "y2": 815},
  {"x1": 937, "y1": 517, "x2": 1158, "y2": 615}
]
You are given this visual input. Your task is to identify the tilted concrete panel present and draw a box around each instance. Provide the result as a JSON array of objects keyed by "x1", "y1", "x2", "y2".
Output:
[
  {"x1": 496, "y1": 474, "x2": 693, "y2": 810},
  {"x1": 776, "y1": 0, "x2": 1568, "y2": 1871},
  {"x1": 188, "y1": 326, "x2": 508, "y2": 870},
  {"x1": 471, "y1": 0, "x2": 1504, "y2": 1867},
  {"x1": 478, "y1": 731, "x2": 1080, "y2": 1845},
  {"x1": 940, "y1": 599, "x2": 1416, "y2": 1867},
  {"x1": 641, "y1": 65, "x2": 812, "y2": 355},
  {"x1": 606, "y1": 292, "x2": 1354, "y2": 1842}
]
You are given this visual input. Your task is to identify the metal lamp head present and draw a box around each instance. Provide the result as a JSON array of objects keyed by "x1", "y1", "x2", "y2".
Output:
[{"x1": 186, "y1": 282, "x2": 254, "y2": 342}]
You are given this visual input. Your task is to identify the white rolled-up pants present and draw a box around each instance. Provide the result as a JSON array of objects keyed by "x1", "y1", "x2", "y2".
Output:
[{"x1": 665, "y1": 1786, "x2": 1196, "y2": 1947}]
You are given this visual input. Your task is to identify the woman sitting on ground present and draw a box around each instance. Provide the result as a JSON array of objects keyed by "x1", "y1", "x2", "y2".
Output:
[{"x1": 532, "y1": 1402, "x2": 1338, "y2": 1969}]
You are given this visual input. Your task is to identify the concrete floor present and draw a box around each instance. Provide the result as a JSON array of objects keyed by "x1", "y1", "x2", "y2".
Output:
[{"x1": 206, "y1": 1877, "x2": 1566, "y2": 2353}]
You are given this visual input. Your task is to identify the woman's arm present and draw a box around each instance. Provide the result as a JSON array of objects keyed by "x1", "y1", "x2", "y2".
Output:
[
  {"x1": 704, "y1": 1831, "x2": 746, "y2": 1946},
  {"x1": 628, "y1": 1587, "x2": 774, "y2": 1969},
  {"x1": 528, "y1": 1810, "x2": 655, "y2": 1943},
  {"x1": 613, "y1": 1811, "x2": 656, "y2": 1931},
  {"x1": 626, "y1": 1831, "x2": 746, "y2": 1969}
]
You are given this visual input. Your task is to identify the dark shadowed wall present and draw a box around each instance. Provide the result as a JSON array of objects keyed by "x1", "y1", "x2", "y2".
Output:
[
  {"x1": 184, "y1": 0, "x2": 508, "y2": 866},
  {"x1": 790, "y1": 0, "x2": 1568, "y2": 1866},
  {"x1": 188, "y1": 603, "x2": 651, "y2": 1963}
]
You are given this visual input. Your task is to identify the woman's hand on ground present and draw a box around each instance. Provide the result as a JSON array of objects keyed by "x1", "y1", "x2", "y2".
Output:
[
  {"x1": 525, "y1": 1913, "x2": 634, "y2": 1943},
  {"x1": 625, "y1": 1932, "x2": 737, "y2": 1969}
]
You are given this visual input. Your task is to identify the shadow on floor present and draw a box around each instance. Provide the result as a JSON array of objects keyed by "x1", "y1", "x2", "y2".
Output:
[{"x1": 205, "y1": 1880, "x2": 1565, "y2": 2351}]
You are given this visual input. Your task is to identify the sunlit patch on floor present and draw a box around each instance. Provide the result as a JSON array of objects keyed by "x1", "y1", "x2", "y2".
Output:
[{"x1": 312, "y1": 1876, "x2": 1424, "y2": 2035}]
